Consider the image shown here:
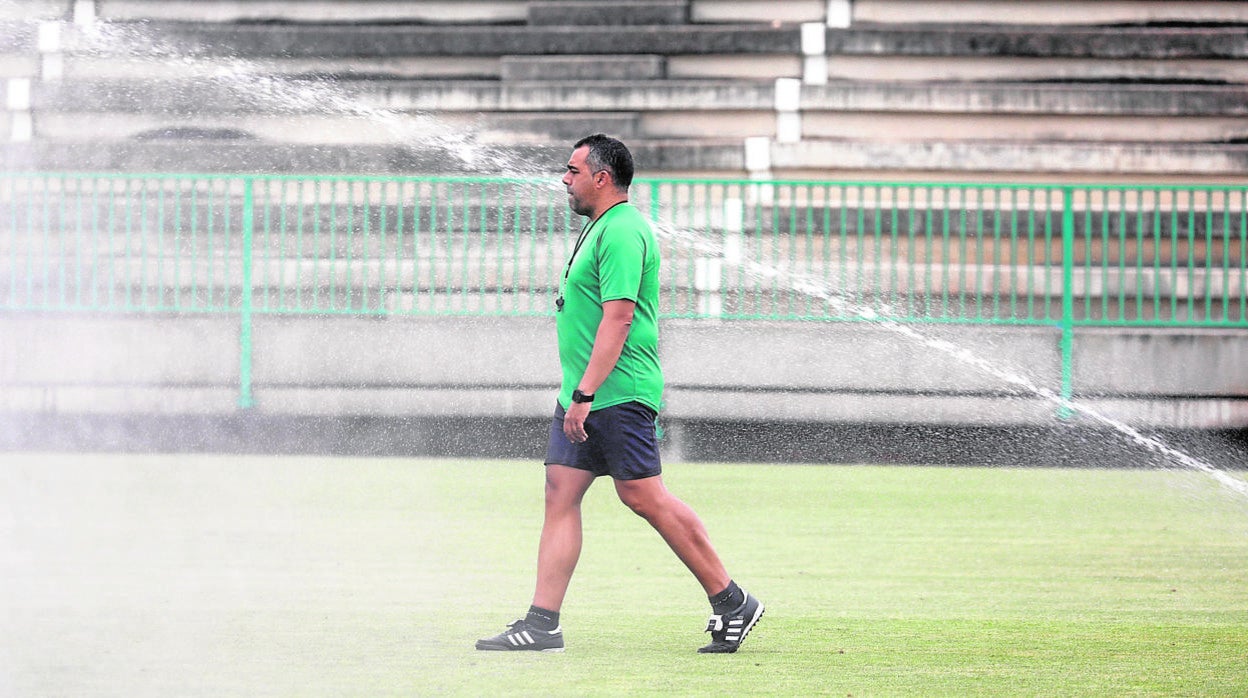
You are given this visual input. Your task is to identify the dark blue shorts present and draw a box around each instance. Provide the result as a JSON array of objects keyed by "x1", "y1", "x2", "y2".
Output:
[{"x1": 545, "y1": 401, "x2": 663, "y2": 481}]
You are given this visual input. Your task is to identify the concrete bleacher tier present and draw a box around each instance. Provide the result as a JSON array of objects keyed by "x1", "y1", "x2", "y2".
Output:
[{"x1": 1, "y1": 0, "x2": 1247, "y2": 181}]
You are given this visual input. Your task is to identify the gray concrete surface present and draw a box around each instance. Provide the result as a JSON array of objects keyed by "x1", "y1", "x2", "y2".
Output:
[{"x1": 3, "y1": 313, "x2": 1245, "y2": 432}]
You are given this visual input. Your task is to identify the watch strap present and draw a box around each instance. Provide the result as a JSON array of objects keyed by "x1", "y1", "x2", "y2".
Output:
[{"x1": 571, "y1": 389, "x2": 595, "y2": 403}]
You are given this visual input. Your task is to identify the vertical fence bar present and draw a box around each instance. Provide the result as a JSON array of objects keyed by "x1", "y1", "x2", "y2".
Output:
[
  {"x1": 1152, "y1": 196, "x2": 1162, "y2": 321},
  {"x1": 1185, "y1": 194, "x2": 1197, "y2": 321},
  {"x1": 1204, "y1": 194, "x2": 1215, "y2": 322},
  {"x1": 1132, "y1": 190, "x2": 1144, "y2": 321},
  {"x1": 1098, "y1": 189, "x2": 1109, "y2": 321},
  {"x1": 1240, "y1": 188, "x2": 1247, "y2": 323},
  {"x1": 905, "y1": 184, "x2": 917, "y2": 319},
  {"x1": 238, "y1": 177, "x2": 255, "y2": 409},
  {"x1": 188, "y1": 179, "x2": 199, "y2": 310},
  {"x1": 1226, "y1": 188, "x2": 1236, "y2": 322},
  {"x1": 1058, "y1": 185, "x2": 1076, "y2": 418}
]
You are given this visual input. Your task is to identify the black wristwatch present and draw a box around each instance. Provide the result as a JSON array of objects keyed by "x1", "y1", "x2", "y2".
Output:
[{"x1": 571, "y1": 389, "x2": 595, "y2": 404}]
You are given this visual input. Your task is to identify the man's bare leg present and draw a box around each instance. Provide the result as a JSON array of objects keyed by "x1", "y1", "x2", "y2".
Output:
[
  {"x1": 533, "y1": 464, "x2": 597, "y2": 611},
  {"x1": 613, "y1": 473, "x2": 764, "y2": 653},
  {"x1": 476, "y1": 464, "x2": 593, "y2": 652},
  {"x1": 613, "y1": 474, "x2": 731, "y2": 595}
]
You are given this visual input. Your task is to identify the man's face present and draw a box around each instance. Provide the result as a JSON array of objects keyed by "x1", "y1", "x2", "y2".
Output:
[{"x1": 562, "y1": 145, "x2": 598, "y2": 217}]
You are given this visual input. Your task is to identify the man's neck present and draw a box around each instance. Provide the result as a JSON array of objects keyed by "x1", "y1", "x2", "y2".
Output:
[{"x1": 590, "y1": 196, "x2": 629, "y2": 221}]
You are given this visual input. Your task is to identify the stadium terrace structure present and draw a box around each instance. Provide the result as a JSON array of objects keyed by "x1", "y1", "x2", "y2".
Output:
[
  {"x1": 1, "y1": 0, "x2": 1247, "y2": 181},
  {"x1": 1, "y1": 1, "x2": 1247, "y2": 465}
]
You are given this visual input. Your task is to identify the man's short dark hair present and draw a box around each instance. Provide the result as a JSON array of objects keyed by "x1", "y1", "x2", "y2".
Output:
[{"x1": 574, "y1": 134, "x2": 634, "y2": 190}]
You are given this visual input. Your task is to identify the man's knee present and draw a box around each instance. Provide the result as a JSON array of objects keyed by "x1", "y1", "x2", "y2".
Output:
[
  {"x1": 615, "y1": 478, "x2": 666, "y2": 519},
  {"x1": 545, "y1": 464, "x2": 592, "y2": 506}
]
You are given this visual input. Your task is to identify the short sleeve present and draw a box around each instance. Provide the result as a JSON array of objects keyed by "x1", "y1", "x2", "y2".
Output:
[{"x1": 596, "y1": 225, "x2": 647, "y2": 303}]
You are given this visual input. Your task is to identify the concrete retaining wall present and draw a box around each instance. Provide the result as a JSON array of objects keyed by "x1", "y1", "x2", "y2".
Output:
[{"x1": 4, "y1": 313, "x2": 1245, "y2": 429}]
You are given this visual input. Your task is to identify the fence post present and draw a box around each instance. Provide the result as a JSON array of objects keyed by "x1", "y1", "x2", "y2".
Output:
[
  {"x1": 1058, "y1": 186, "x2": 1075, "y2": 419},
  {"x1": 647, "y1": 179, "x2": 661, "y2": 223},
  {"x1": 238, "y1": 176, "x2": 255, "y2": 409}
]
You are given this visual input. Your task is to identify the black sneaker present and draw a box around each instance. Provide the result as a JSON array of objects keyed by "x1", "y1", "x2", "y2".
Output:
[
  {"x1": 475, "y1": 619, "x2": 565, "y2": 652},
  {"x1": 697, "y1": 592, "x2": 764, "y2": 654}
]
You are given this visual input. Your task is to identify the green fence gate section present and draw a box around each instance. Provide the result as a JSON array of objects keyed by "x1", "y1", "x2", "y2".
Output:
[
  {"x1": 2, "y1": 173, "x2": 1246, "y2": 408},
  {"x1": 648, "y1": 179, "x2": 1248, "y2": 326}
]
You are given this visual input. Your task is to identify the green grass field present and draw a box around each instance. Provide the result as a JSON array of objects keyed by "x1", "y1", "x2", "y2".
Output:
[{"x1": 4, "y1": 453, "x2": 1247, "y2": 697}]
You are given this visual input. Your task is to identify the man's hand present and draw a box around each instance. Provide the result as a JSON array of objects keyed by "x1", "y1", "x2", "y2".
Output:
[{"x1": 563, "y1": 401, "x2": 591, "y2": 443}]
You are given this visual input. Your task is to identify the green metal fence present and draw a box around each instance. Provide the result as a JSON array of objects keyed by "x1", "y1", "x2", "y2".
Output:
[{"x1": 3, "y1": 173, "x2": 1246, "y2": 407}]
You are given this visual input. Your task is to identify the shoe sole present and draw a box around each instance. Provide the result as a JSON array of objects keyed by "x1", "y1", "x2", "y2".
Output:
[{"x1": 475, "y1": 642, "x2": 565, "y2": 653}]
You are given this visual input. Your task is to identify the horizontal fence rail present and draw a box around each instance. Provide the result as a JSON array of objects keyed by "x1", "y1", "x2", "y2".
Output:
[{"x1": 3, "y1": 173, "x2": 1245, "y2": 327}]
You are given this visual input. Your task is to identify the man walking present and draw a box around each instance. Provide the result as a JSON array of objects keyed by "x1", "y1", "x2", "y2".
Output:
[{"x1": 475, "y1": 134, "x2": 763, "y2": 654}]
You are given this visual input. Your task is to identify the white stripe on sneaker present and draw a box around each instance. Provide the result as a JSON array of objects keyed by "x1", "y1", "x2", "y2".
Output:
[{"x1": 509, "y1": 631, "x2": 535, "y2": 646}]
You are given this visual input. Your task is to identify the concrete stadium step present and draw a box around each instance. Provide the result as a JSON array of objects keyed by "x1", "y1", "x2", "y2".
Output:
[
  {"x1": 0, "y1": 56, "x2": 39, "y2": 80},
  {"x1": 110, "y1": 0, "x2": 1229, "y2": 30},
  {"x1": 692, "y1": 0, "x2": 826, "y2": 24},
  {"x1": 24, "y1": 78, "x2": 1246, "y2": 118},
  {"x1": 0, "y1": 2, "x2": 66, "y2": 21},
  {"x1": 0, "y1": 22, "x2": 35, "y2": 53},
  {"x1": 54, "y1": 55, "x2": 502, "y2": 81},
  {"x1": 55, "y1": 51, "x2": 1247, "y2": 87},
  {"x1": 49, "y1": 52, "x2": 790, "y2": 83},
  {"x1": 796, "y1": 81, "x2": 1248, "y2": 117},
  {"x1": 822, "y1": 55, "x2": 1248, "y2": 85},
  {"x1": 87, "y1": 0, "x2": 823, "y2": 26},
  {"x1": 93, "y1": 0, "x2": 532, "y2": 24},
  {"x1": 0, "y1": 139, "x2": 743, "y2": 176},
  {"x1": 16, "y1": 21, "x2": 1244, "y2": 85},
  {"x1": 801, "y1": 113, "x2": 1248, "y2": 146},
  {"x1": 24, "y1": 108, "x2": 1247, "y2": 154},
  {"x1": 23, "y1": 78, "x2": 780, "y2": 114},
  {"x1": 51, "y1": 21, "x2": 1247, "y2": 60},
  {"x1": 768, "y1": 139, "x2": 1248, "y2": 180},
  {"x1": 823, "y1": 24, "x2": 1248, "y2": 60},
  {"x1": 853, "y1": 0, "x2": 1248, "y2": 26},
  {"x1": 20, "y1": 77, "x2": 1247, "y2": 147},
  {"x1": 475, "y1": 112, "x2": 644, "y2": 140},
  {"x1": 4, "y1": 139, "x2": 1247, "y2": 180},
  {"x1": 26, "y1": 20, "x2": 1246, "y2": 87},
  {"x1": 501, "y1": 55, "x2": 666, "y2": 81},
  {"x1": 527, "y1": 1, "x2": 689, "y2": 26},
  {"x1": 80, "y1": 21, "x2": 799, "y2": 57}
]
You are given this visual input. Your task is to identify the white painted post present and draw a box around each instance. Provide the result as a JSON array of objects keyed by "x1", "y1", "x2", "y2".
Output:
[
  {"x1": 745, "y1": 136, "x2": 771, "y2": 175},
  {"x1": 73, "y1": 0, "x2": 97, "y2": 25},
  {"x1": 827, "y1": 0, "x2": 852, "y2": 28},
  {"x1": 38, "y1": 22, "x2": 64, "y2": 81},
  {"x1": 801, "y1": 22, "x2": 827, "y2": 85},
  {"x1": 37, "y1": 23, "x2": 61, "y2": 53},
  {"x1": 775, "y1": 77, "x2": 802, "y2": 144},
  {"x1": 10, "y1": 111, "x2": 33, "y2": 142},
  {"x1": 6, "y1": 78, "x2": 31, "y2": 111},
  {"x1": 7, "y1": 77, "x2": 32, "y2": 141},
  {"x1": 744, "y1": 136, "x2": 775, "y2": 206}
]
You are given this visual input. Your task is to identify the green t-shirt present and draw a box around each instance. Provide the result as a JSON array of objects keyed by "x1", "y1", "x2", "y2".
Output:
[{"x1": 556, "y1": 202, "x2": 664, "y2": 412}]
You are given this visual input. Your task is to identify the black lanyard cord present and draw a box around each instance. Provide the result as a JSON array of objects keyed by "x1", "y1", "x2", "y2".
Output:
[{"x1": 557, "y1": 200, "x2": 627, "y2": 311}]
